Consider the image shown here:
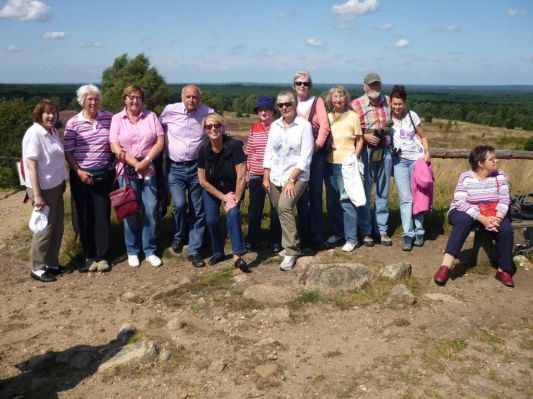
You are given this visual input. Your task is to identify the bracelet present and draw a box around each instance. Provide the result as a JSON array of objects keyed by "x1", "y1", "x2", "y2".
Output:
[{"x1": 145, "y1": 155, "x2": 152, "y2": 163}]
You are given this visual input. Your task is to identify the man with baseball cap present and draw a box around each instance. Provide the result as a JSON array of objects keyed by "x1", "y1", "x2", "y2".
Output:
[{"x1": 350, "y1": 73, "x2": 393, "y2": 247}]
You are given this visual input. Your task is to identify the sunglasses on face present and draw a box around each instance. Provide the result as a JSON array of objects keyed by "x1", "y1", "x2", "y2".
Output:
[
  {"x1": 205, "y1": 123, "x2": 223, "y2": 130},
  {"x1": 277, "y1": 102, "x2": 294, "y2": 109},
  {"x1": 294, "y1": 81, "x2": 310, "y2": 87}
]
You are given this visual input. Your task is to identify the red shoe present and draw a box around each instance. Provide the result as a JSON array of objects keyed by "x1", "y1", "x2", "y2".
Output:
[
  {"x1": 495, "y1": 271, "x2": 514, "y2": 287},
  {"x1": 434, "y1": 266, "x2": 450, "y2": 286}
]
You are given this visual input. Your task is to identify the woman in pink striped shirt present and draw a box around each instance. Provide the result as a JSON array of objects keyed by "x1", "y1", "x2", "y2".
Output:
[
  {"x1": 434, "y1": 146, "x2": 515, "y2": 287},
  {"x1": 245, "y1": 96, "x2": 281, "y2": 253}
]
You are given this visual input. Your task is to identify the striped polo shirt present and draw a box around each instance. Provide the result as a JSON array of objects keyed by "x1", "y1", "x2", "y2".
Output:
[
  {"x1": 64, "y1": 110, "x2": 113, "y2": 168},
  {"x1": 246, "y1": 121, "x2": 271, "y2": 176}
]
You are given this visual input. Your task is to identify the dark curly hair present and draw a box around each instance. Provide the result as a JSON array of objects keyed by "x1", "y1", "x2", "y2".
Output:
[
  {"x1": 389, "y1": 85, "x2": 407, "y2": 101},
  {"x1": 469, "y1": 145, "x2": 495, "y2": 171}
]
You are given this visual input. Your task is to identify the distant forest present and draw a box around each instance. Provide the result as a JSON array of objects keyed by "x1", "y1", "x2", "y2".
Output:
[{"x1": 1, "y1": 83, "x2": 533, "y2": 131}]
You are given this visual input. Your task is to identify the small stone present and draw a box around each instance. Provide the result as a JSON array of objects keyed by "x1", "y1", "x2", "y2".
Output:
[
  {"x1": 158, "y1": 350, "x2": 172, "y2": 362},
  {"x1": 380, "y1": 262, "x2": 412, "y2": 280},
  {"x1": 385, "y1": 284, "x2": 416, "y2": 307},
  {"x1": 122, "y1": 291, "x2": 143, "y2": 303},
  {"x1": 117, "y1": 323, "x2": 137, "y2": 344},
  {"x1": 255, "y1": 363, "x2": 279, "y2": 379},
  {"x1": 513, "y1": 255, "x2": 531, "y2": 270}
]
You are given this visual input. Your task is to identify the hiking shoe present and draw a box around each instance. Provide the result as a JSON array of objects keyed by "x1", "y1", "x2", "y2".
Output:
[
  {"x1": 146, "y1": 255, "x2": 162, "y2": 267},
  {"x1": 380, "y1": 234, "x2": 393, "y2": 246},
  {"x1": 342, "y1": 242, "x2": 357, "y2": 252},
  {"x1": 96, "y1": 260, "x2": 110, "y2": 272},
  {"x1": 402, "y1": 236, "x2": 413, "y2": 251},
  {"x1": 495, "y1": 271, "x2": 514, "y2": 287},
  {"x1": 434, "y1": 266, "x2": 450, "y2": 286},
  {"x1": 362, "y1": 235, "x2": 374, "y2": 247},
  {"x1": 86, "y1": 258, "x2": 97, "y2": 272},
  {"x1": 30, "y1": 270, "x2": 56, "y2": 283},
  {"x1": 128, "y1": 255, "x2": 140, "y2": 268},
  {"x1": 326, "y1": 235, "x2": 342, "y2": 245},
  {"x1": 279, "y1": 255, "x2": 297, "y2": 271},
  {"x1": 45, "y1": 265, "x2": 72, "y2": 275},
  {"x1": 414, "y1": 235, "x2": 424, "y2": 247},
  {"x1": 234, "y1": 258, "x2": 248, "y2": 270}
]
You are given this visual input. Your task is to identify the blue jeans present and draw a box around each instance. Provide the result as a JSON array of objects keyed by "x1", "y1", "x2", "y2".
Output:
[
  {"x1": 357, "y1": 146, "x2": 392, "y2": 236},
  {"x1": 203, "y1": 191, "x2": 246, "y2": 258},
  {"x1": 119, "y1": 175, "x2": 158, "y2": 256},
  {"x1": 168, "y1": 161, "x2": 205, "y2": 256},
  {"x1": 247, "y1": 175, "x2": 282, "y2": 246},
  {"x1": 297, "y1": 149, "x2": 326, "y2": 243},
  {"x1": 325, "y1": 163, "x2": 358, "y2": 243},
  {"x1": 393, "y1": 157, "x2": 425, "y2": 238}
]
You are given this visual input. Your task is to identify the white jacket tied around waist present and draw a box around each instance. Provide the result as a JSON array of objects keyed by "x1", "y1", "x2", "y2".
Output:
[{"x1": 341, "y1": 152, "x2": 366, "y2": 207}]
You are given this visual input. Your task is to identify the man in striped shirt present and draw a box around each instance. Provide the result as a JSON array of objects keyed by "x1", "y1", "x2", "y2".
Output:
[{"x1": 350, "y1": 73, "x2": 393, "y2": 247}]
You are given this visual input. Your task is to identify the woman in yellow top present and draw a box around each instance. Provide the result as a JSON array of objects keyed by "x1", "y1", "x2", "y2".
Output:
[{"x1": 324, "y1": 86, "x2": 365, "y2": 252}]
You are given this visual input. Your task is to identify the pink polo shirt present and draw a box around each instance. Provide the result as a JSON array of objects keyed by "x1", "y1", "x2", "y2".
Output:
[{"x1": 109, "y1": 108, "x2": 164, "y2": 158}]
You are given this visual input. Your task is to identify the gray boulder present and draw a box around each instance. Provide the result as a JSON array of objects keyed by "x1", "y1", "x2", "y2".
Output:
[
  {"x1": 385, "y1": 283, "x2": 416, "y2": 307},
  {"x1": 380, "y1": 262, "x2": 412, "y2": 280},
  {"x1": 243, "y1": 283, "x2": 298, "y2": 305},
  {"x1": 98, "y1": 339, "x2": 159, "y2": 373},
  {"x1": 299, "y1": 263, "x2": 370, "y2": 293}
]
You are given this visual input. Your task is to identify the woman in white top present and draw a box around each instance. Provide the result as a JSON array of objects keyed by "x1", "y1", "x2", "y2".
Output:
[
  {"x1": 22, "y1": 99, "x2": 69, "y2": 282},
  {"x1": 263, "y1": 91, "x2": 314, "y2": 271},
  {"x1": 390, "y1": 85, "x2": 430, "y2": 251}
]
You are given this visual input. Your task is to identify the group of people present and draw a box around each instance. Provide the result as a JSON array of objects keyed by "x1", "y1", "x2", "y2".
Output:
[{"x1": 21, "y1": 71, "x2": 517, "y2": 287}]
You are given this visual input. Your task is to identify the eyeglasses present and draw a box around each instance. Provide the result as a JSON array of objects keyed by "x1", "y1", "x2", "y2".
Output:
[
  {"x1": 485, "y1": 158, "x2": 498, "y2": 163},
  {"x1": 205, "y1": 123, "x2": 223, "y2": 130},
  {"x1": 294, "y1": 81, "x2": 310, "y2": 87},
  {"x1": 127, "y1": 95, "x2": 142, "y2": 101},
  {"x1": 277, "y1": 102, "x2": 294, "y2": 108}
]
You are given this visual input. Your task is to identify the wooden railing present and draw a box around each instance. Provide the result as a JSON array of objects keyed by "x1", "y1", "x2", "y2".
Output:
[{"x1": 430, "y1": 148, "x2": 533, "y2": 160}]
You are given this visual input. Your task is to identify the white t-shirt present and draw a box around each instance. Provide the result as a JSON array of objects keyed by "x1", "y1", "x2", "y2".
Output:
[
  {"x1": 296, "y1": 96, "x2": 315, "y2": 118},
  {"x1": 22, "y1": 123, "x2": 67, "y2": 189},
  {"x1": 392, "y1": 111, "x2": 424, "y2": 161}
]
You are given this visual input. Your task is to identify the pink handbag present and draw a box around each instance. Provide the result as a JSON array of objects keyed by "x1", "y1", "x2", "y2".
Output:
[{"x1": 109, "y1": 166, "x2": 140, "y2": 220}]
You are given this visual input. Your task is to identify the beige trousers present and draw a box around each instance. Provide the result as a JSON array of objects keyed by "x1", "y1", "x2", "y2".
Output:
[
  {"x1": 268, "y1": 180, "x2": 307, "y2": 256},
  {"x1": 27, "y1": 183, "x2": 65, "y2": 270}
]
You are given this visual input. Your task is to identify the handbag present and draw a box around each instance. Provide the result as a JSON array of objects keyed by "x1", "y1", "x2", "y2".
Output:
[
  {"x1": 109, "y1": 165, "x2": 141, "y2": 220},
  {"x1": 479, "y1": 202, "x2": 498, "y2": 217}
]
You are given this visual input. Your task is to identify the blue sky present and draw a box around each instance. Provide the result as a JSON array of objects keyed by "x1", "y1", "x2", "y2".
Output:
[{"x1": 1, "y1": 0, "x2": 532, "y2": 85}]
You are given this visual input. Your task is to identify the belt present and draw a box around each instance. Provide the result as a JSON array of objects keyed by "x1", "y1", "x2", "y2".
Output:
[{"x1": 171, "y1": 159, "x2": 197, "y2": 166}]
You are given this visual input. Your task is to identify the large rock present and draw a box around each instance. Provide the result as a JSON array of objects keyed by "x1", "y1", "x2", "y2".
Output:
[
  {"x1": 243, "y1": 283, "x2": 298, "y2": 305},
  {"x1": 380, "y1": 262, "x2": 412, "y2": 280},
  {"x1": 97, "y1": 340, "x2": 159, "y2": 373},
  {"x1": 299, "y1": 263, "x2": 370, "y2": 293},
  {"x1": 385, "y1": 284, "x2": 416, "y2": 307}
]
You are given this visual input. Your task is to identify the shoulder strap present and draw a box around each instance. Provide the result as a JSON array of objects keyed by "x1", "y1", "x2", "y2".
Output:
[
  {"x1": 307, "y1": 96, "x2": 320, "y2": 124},
  {"x1": 407, "y1": 110, "x2": 416, "y2": 130}
]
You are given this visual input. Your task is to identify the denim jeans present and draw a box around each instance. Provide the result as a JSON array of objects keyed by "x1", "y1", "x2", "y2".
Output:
[
  {"x1": 325, "y1": 163, "x2": 358, "y2": 243},
  {"x1": 393, "y1": 157, "x2": 425, "y2": 238},
  {"x1": 168, "y1": 161, "x2": 205, "y2": 256},
  {"x1": 70, "y1": 169, "x2": 112, "y2": 261},
  {"x1": 296, "y1": 149, "x2": 326, "y2": 243},
  {"x1": 357, "y1": 146, "x2": 392, "y2": 236},
  {"x1": 247, "y1": 175, "x2": 282, "y2": 247},
  {"x1": 119, "y1": 175, "x2": 158, "y2": 256},
  {"x1": 203, "y1": 191, "x2": 246, "y2": 258}
]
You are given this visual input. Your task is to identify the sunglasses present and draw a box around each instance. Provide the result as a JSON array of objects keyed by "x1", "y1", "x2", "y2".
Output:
[
  {"x1": 294, "y1": 81, "x2": 310, "y2": 87},
  {"x1": 277, "y1": 102, "x2": 294, "y2": 108},
  {"x1": 205, "y1": 123, "x2": 223, "y2": 130}
]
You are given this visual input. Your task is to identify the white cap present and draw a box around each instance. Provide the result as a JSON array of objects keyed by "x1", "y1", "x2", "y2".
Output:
[{"x1": 29, "y1": 205, "x2": 49, "y2": 235}]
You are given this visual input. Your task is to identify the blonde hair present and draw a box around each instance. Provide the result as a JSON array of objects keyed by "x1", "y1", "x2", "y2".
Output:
[
  {"x1": 325, "y1": 85, "x2": 351, "y2": 108},
  {"x1": 203, "y1": 112, "x2": 226, "y2": 127}
]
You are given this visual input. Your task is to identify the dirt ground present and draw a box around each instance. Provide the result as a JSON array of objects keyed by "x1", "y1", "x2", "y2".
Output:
[{"x1": 0, "y1": 188, "x2": 532, "y2": 399}]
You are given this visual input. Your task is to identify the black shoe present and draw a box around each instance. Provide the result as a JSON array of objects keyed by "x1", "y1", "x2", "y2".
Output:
[
  {"x1": 45, "y1": 265, "x2": 72, "y2": 275},
  {"x1": 208, "y1": 255, "x2": 225, "y2": 266},
  {"x1": 188, "y1": 254, "x2": 205, "y2": 268},
  {"x1": 309, "y1": 241, "x2": 325, "y2": 251},
  {"x1": 271, "y1": 244, "x2": 282, "y2": 253},
  {"x1": 401, "y1": 236, "x2": 413, "y2": 251},
  {"x1": 171, "y1": 239, "x2": 184, "y2": 253},
  {"x1": 30, "y1": 270, "x2": 57, "y2": 282},
  {"x1": 413, "y1": 235, "x2": 424, "y2": 247},
  {"x1": 234, "y1": 258, "x2": 248, "y2": 270}
]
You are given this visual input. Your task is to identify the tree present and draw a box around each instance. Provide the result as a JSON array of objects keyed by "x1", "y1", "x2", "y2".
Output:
[{"x1": 100, "y1": 53, "x2": 172, "y2": 114}]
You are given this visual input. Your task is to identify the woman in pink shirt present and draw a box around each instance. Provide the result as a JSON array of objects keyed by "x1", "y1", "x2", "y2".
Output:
[{"x1": 110, "y1": 85, "x2": 164, "y2": 268}]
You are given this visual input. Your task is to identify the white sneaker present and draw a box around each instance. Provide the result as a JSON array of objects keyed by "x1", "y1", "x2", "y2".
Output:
[
  {"x1": 96, "y1": 259, "x2": 110, "y2": 272},
  {"x1": 128, "y1": 255, "x2": 140, "y2": 268},
  {"x1": 326, "y1": 235, "x2": 342, "y2": 245},
  {"x1": 279, "y1": 255, "x2": 297, "y2": 271},
  {"x1": 146, "y1": 255, "x2": 162, "y2": 267},
  {"x1": 86, "y1": 258, "x2": 97, "y2": 272},
  {"x1": 342, "y1": 242, "x2": 357, "y2": 252}
]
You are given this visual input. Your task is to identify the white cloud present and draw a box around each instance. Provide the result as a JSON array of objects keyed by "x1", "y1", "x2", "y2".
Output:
[
  {"x1": 437, "y1": 24, "x2": 461, "y2": 32},
  {"x1": 42, "y1": 31, "x2": 66, "y2": 40},
  {"x1": 279, "y1": 12, "x2": 289, "y2": 18},
  {"x1": 77, "y1": 42, "x2": 104, "y2": 48},
  {"x1": 378, "y1": 22, "x2": 393, "y2": 30},
  {"x1": 394, "y1": 38, "x2": 410, "y2": 48},
  {"x1": 507, "y1": 9, "x2": 526, "y2": 17},
  {"x1": 331, "y1": 0, "x2": 379, "y2": 20},
  {"x1": 0, "y1": 0, "x2": 51, "y2": 21},
  {"x1": 7, "y1": 44, "x2": 22, "y2": 51},
  {"x1": 305, "y1": 37, "x2": 324, "y2": 48}
]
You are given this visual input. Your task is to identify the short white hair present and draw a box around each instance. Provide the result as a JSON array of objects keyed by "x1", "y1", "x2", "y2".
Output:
[
  {"x1": 293, "y1": 70, "x2": 313, "y2": 88},
  {"x1": 276, "y1": 91, "x2": 297, "y2": 104},
  {"x1": 76, "y1": 84, "x2": 101, "y2": 106}
]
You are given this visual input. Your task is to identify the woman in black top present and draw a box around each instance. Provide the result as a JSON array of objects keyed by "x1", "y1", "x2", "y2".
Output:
[{"x1": 198, "y1": 113, "x2": 248, "y2": 269}]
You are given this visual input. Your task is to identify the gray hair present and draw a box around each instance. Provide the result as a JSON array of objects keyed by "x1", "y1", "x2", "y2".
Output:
[
  {"x1": 276, "y1": 91, "x2": 297, "y2": 105},
  {"x1": 292, "y1": 70, "x2": 313, "y2": 89},
  {"x1": 76, "y1": 84, "x2": 101, "y2": 106},
  {"x1": 325, "y1": 85, "x2": 351, "y2": 108}
]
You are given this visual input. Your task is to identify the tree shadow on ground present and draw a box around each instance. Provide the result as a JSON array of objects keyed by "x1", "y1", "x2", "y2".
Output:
[{"x1": 0, "y1": 339, "x2": 124, "y2": 399}]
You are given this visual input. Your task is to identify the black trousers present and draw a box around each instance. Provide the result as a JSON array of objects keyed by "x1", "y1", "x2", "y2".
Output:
[{"x1": 70, "y1": 169, "x2": 113, "y2": 261}]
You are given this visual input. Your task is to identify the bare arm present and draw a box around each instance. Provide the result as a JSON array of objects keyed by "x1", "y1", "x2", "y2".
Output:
[
  {"x1": 198, "y1": 167, "x2": 225, "y2": 201},
  {"x1": 234, "y1": 162, "x2": 247, "y2": 202},
  {"x1": 135, "y1": 135, "x2": 165, "y2": 174},
  {"x1": 415, "y1": 124, "x2": 430, "y2": 161},
  {"x1": 26, "y1": 159, "x2": 44, "y2": 209}
]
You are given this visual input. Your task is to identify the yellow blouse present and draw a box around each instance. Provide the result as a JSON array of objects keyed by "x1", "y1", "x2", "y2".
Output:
[{"x1": 327, "y1": 110, "x2": 362, "y2": 164}]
